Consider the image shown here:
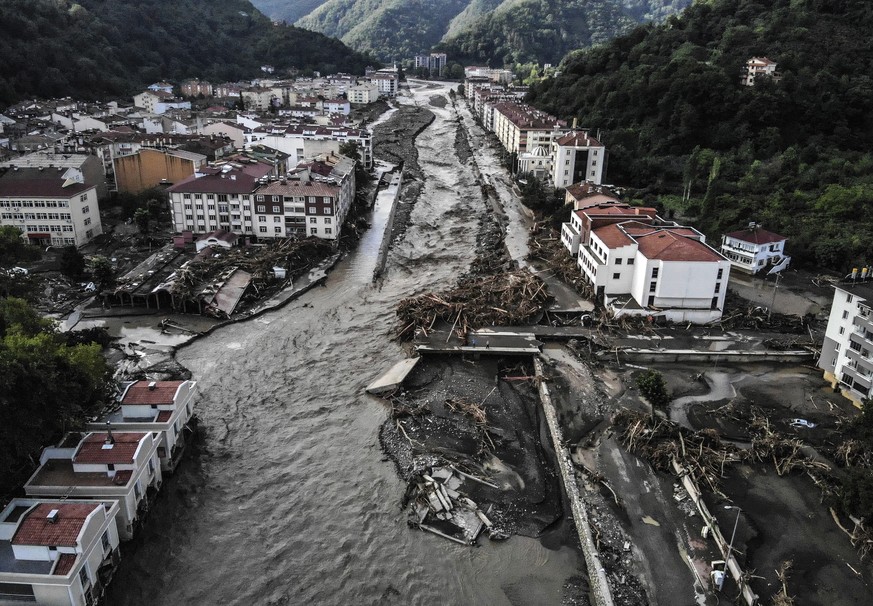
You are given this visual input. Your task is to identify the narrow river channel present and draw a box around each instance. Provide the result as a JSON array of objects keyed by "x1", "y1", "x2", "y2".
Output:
[{"x1": 107, "y1": 81, "x2": 582, "y2": 606}]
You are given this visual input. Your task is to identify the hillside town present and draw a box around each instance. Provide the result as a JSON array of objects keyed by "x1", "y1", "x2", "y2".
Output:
[{"x1": 1, "y1": 55, "x2": 872, "y2": 606}]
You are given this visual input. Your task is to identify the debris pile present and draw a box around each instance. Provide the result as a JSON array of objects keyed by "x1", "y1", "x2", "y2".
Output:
[
  {"x1": 405, "y1": 465, "x2": 507, "y2": 545},
  {"x1": 716, "y1": 293, "x2": 812, "y2": 334},
  {"x1": 396, "y1": 269, "x2": 551, "y2": 339},
  {"x1": 527, "y1": 223, "x2": 593, "y2": 297},
  {"x1": 613, "y1": 409, "x2": 832, "y2": 495}
]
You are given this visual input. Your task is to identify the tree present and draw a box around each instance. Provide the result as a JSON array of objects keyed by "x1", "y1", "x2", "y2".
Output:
[
  {"x1": 0, "y1": 225, "x2": 41, "y2": 266},
  {"x1": 89, "y1": 256, "x2": 115, "y2": 290},
  {"x1": 134, "y1": 207, "x2": 151, "y2": 234},
  {"x1": 636, "y1": 369, "x2": 671, "y2": 410},
  {"x1": 59, "y1": 246, "x2": 85, "y2": 279}
]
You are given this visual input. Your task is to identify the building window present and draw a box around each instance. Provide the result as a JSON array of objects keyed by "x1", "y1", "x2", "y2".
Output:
[
  {"x1": 257, "y1": 205, "x2": 265, "y2": 213},
  {"x1": 847, "y1": 294, "x2": 854, "y2": 303},
  {"x1": 839, "y1": 327, "x2": 845, "y2": 335},
  {"x1": 325, "y1": 228, "x2": 332, "y2": 234},
  {"x1": 273, "y1": 216, "x2": 281, "y2": 223},
  {"x1": 310, "y1": 217, "x2": 317, "y2": 224},
  {"x1": 715, "y1": 282, "x2": 721, "y2": 293},
  {"x1": 82, "y1": 205, "x2": 89, "y2": 214},
  {"x1": 259, "y1": 226, "x2": 267, "y2": 233},
  {"x1": 324, "y1": 218, "x2": 332, "y2": 225},
  {"x1": 84, "y1": 218, "x2": 91, "y2": 226},
  {"x1": 101, "y1": 530, "x2": 110, "y2": 553},
  {"x1": 843, "y1": 310, "x2": 850, "y2": 320},
  {"x1": 80, "y1": 566, "x2": 89, "y2": 588},
  {"x1": 649, "y1": 282, "x2": 656, "y2": 293},
  {"x1": 258, "y1": 216, "x2": 266, "y2": 223},
  {"x1": 272, "y1": 205, "x2": 281, "y2": 213},
  {"x1": 652, "y1": 268, "x2": 659, "y2": 278},
  {"x1": 627, "y1": 258, "x2": 634, "y2": 265},
  {"x1": 615, "y1": 258, "x2": 622, "y2": 265},
  {"x1": 612, "y1": 272, "x2": 620, "y2": 280},
  {"x1": 310, "y1": 228, "x2": 317, "y2": 235},
  {"x1": 274, "y1": 226, "x2": 282, "y2": 233},
  {"x1": 308, "y1": 207, "x2": 316, "y2": 214}
]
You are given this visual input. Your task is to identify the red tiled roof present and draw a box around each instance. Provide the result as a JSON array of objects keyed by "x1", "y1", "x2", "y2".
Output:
[
  {"x1": 53, "y1": 553, "x2": 77, "y2": 575},
  {"x1": 555, "y1": 131, "x2": 602, "y2": 148},
  {"x1": 122, "y1": 380, "x2": 183, "y2": 405},
  {"x1": 167, "y1": 171, "x2": 257, "y2": 194},
  {"x1": 636, "y1": 231, "x2": 722, "y2": 262},
  {"x1": 74, "y1": 432, "x2": 146, "y2": 465},
  {"x1": 12, "y1": 503, "x2": 99, "y2": 547},
  {"x1": 593, "y1": 223, "x2": 635, "y2": 248},
  {"x1": 724, "y1": 228, "x2": 786, "y2": 245},
  {"x1": 156, "y1": 410, "x2": 172, "y2": 422}
]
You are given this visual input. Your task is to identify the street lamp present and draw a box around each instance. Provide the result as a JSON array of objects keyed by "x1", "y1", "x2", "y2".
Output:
[{"x1": 716, "y1": 505, "x2": 742, "y2": 592}]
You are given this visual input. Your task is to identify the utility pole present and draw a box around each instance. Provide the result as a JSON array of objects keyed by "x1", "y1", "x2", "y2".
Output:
[{"x1": 768, "y1": 271, "x2": 782, "y2": 322}]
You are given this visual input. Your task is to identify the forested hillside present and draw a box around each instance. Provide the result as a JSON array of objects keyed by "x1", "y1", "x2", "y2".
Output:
[
  {"x1": 251, "y1": 0, "x2": 329, "y2": 23},
  {"x1": 0, "y1": 0, "x2": 372, "y2": 107},
  {"x1": 440, "y1": 0, "x2": 691, "y2": 66},
  {"x1": 528, "y1": 0, "x2": 873, "y2": 270},
  {"x1": 296, "y1": 0, "x2": 689, "y2": 63}
]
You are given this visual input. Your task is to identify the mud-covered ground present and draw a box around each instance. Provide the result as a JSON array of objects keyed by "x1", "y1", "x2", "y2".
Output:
[{"x1": 372, "y1": 105, "x2": 435, "y2": 246}]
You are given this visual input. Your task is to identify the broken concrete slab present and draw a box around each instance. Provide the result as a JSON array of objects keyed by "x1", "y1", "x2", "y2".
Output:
[{"x1": 365, "y1": 357, "x2": 421, "y2": 395}]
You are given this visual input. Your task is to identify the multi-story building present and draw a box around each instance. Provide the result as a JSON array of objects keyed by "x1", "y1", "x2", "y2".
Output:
[
  {"x1": 491, "y1": 103, "x2": 565, "y2": 155},
  {"x1": 720, "y1": 225, "x2": 790, "y2": 274},
  {"x1": 0, "y1": 151, "x2": 107, "y2": 199},
  {"x1": 86, "y1": 380, "x2": 197, "y2": 473},
  {"x1": 0, "y1": 499, "x2": 121, "y2": 606},
  {"x1": 180, "y1": 79, "x2": 213, "y2": 98},
  {"x1": 168, "y1": 152, "x2": 355, "y2": 241},
  {"x1": 347, "y1": 83, "x2": 379, "y2": 105},
  {"x1": 112, "y1": 148, "x2": 207, "y2": 193},
  {"x1": 743, "y1": 57, "x2": 779, "y2": 86},
  {"x1": 371, "y1": 71, "x2": 398, "y2": 97},
  {"x1": 24, "y1": 432, "x2": 163, "y2": 540},
  {"x1": 241, "y1": 88, "x2": 277, "y2": 112},
  {"x1": 254, "y1": 125, "x2": 372, "y2": 168},
  {"x1": 563, "y1": 201, "x2": 730, "y2": 323},
  {"x1": 818, "y1": 276, "x2": 873, "y2": 404},
  {"x1": 551, "y1": 131, "x2": 606, "y2": 187},
  {"x1": 0, "y1": 169, "x2": 102, "y2": 247},
  {"x1": 132, "y1": 91, "x2": 191, "y2": 115}
]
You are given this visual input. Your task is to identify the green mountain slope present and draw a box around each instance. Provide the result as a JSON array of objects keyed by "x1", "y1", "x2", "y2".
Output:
[
  {"x1": 297, "y1": 0, "x2": 470, "y2": 60},
  {"x1": 250, "y1": 0, "x2": 329, "y2": 23},
  {"x1": 527, "y1": 0, "x2": 873, "y2": 269},
  {"x1": 0, "y1": 0, "x2": 372, "y2": 107},
  {"x1": 296, "y1": 0, "x2": 690, "y2": 63}
]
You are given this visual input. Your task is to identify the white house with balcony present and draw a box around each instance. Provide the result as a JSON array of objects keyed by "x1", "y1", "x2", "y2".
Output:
[
  {"x1": 743, "y1": 57, "x2": 779, "y2": 86},
  {"x1": 0, "y1": 499, "x2": 121, "y2": 606},
  {"x1": 818, "y1": 277, "x2": 873, "y2": 405},
  {"x1": 720, "y1": 225, "x2": 789, "y2": 274},
  {"x1": 24, "y1": 432, "x2": 162, "y2": 541},
  {"x1": 86, "y1": 380, "x2": 197, "y2": 472}
]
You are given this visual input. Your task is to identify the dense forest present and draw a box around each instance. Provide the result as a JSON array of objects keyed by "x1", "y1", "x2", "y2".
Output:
[
  {"x1": 251, "y1": 0, "x2": 329, "y2": 23},
  {"x1": 0, "y1": 0, "x2": 373, "y2": 107},
  {"x1": 527, "y1": 0, "x2": 873, "y2": 270},
  {"x1": 296, "y1": 0, "x2": 689, "y2": 63},
  {"x1": 439, "y1": 0, "x2": 691, "y2": 66}
]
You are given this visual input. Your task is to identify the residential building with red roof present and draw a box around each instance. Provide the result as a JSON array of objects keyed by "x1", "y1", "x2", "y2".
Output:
[
  {"x1": 0, "y1": 498, "x2": 121, "y2": 605},
  {"x1": 86, "y1": 380, "x2": 197, "y2": 473},
  {"x1": 24, "y1": 432, "x2": 162, "y2": 540},
  {"x1": 720, "y1": 224, "x2": 790, "y2": 274},
  {"x1": 743, "y1": 57, "x2": 780, "y2": 86},
  {"x1": 491, "y1": 102, "x2": 566, "y2": 154},
  {"x1": 552, "y1": 130, "x2": 606, "y2": 187},
  {"x1": 561, "y1": 198, "x2": 731, "y2": 322}
]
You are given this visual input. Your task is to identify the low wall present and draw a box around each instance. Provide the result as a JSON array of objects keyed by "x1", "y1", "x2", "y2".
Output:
[
  {"x1": 608, "y1": 349, "x2": 814, "y2": 364},
  {"x1": 534, "y1": 357, "x2": 615, "y2": 606}
]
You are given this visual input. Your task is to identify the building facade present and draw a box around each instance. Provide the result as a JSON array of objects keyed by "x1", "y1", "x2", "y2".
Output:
[
  {"x1": 551, "y1": 131, "x2": 606, "y2": 187},
  {"x1": 0, "y1": 176, "x2": 101, "y2": 247},
  {"x1": 818, "y1": 278, "x2": 873, "y2": 404},
  {"x1": 720, "y1": 226, "x2": 790, "y2": 274},
  {"x1": 0, "y1": 499, "x2": 121, "y2": 606},
  {"x1": 113, "y1": 148, "x2": 206, "y2": 193}
]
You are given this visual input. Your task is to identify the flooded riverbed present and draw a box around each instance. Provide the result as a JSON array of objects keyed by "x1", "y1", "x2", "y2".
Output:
[{"x1": 107, "y1": 82, "x2": 583, "y2": 605}]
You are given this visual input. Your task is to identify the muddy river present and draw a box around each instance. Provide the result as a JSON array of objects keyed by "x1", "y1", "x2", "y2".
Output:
[{"x1": 107, "y1": 82, "x2": 582, "y2": 605}]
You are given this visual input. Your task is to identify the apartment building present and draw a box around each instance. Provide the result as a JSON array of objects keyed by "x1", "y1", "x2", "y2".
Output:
[
  {"x1": 552, "y1": 131, "x2": 606, "y2": 187},
  {"x1": 720, "y1": 225, "x2": 790, "y2": 274}
]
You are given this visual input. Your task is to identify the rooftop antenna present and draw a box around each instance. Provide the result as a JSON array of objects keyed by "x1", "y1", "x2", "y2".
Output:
[{"x1": 105, "y1": 421, "x2": 114, "y2": 445}]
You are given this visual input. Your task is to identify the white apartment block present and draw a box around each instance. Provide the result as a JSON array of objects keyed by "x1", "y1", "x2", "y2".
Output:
[
  {"x1": 0, "y1": 499, "x2": 121, "y2": 606},
  {"x1": 86, "y1": 380, "x2": 197, "y2": 473},
  {"x1": 720, "y1": 225, "x2": 790, "y2": 274},
  {"x1": 818, "y1": 278, "x2": 873, "y2": 404},
  {"x1": 24, "y1": 432, "x2": 163, "y2": 540},
  {"x1": 564, "y1": 201, "x2": 730, "y2": 323},
  {"x1": 552, "y1": 131, "x2": 606, "y2": 187},
  {"x1": 0, "y1": 176, "x2": 101, "y2": 247},
  {"x1": 348, "y1": 83, "x2": 379, "y2": 104},
  {"x1": 491, "y1": 103, "x2": 565, "y2": 155}
]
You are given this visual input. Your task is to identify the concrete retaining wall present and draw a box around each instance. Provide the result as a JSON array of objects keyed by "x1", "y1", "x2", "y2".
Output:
[
  {"x1": 607, "y1": 349, "x2": 814, "y2": 364},
  {"x1": 373, "y1": 169, "x2": 404, "y2": 280},
  {"x1": 534, "y1": 357, "x2": 615, "y2": 606}
]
